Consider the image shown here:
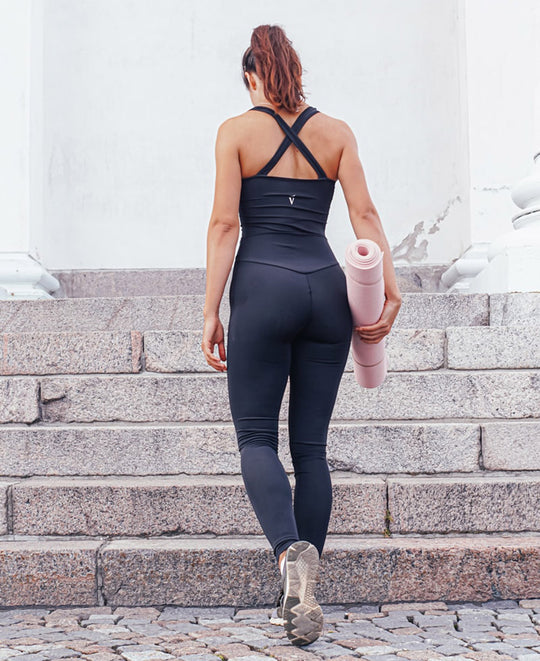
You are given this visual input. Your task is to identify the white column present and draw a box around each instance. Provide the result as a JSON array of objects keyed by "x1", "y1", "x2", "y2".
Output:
[
  {"x1": 441, "y1": 0, "x2": 540, "y2": 293},
  {"x1": 0, "y1": 0, "x2": 59, "y2": 299}
]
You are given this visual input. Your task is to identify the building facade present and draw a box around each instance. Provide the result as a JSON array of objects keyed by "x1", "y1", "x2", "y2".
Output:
[{"x1": 1, "y1": 0, "x2": 539, "y2": 299}]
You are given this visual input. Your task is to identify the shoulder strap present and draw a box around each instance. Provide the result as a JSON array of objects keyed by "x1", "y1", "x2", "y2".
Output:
[
  {"x1": 249, "y1": 106, "x2": 327, "y2": 178},
  {"x1": 250, "y1": 106, "x2": 314, "y2": 175}
]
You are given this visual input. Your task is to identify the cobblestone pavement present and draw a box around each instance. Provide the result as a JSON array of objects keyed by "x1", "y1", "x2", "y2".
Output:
[{"x1": 0, "y1": 599, "x2": 539, "y2": 661}]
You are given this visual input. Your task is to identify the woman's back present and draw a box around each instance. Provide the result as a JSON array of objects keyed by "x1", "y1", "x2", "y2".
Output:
[
  {"x1": 234, "y1": 104, "x2": 343, "y2": 273},
  {"x1": 238, "y1": 104, "x2": 343, "y2": 182}
]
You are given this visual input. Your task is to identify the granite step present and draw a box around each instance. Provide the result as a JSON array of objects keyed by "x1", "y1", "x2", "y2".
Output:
[
  {"x1": 49, "y1": 264, "x2": 446, "y2": 297},
  {"x1": 0, "y1": 533, "x2": 539, "y2": 607},
  {"x1": 3, "y1": 472, "x2": 540, "y2": 537},
  {"x1": 2, "y1": 292, "x2": 539, "y2": 333},
  {"x1": 3, "y1": 420, "x2": 539, "y2": 477},
  {"x1": 0, "y1": 293, "x2": 494, "y2": 332},
  {"x1": 2, "y1": 369, "x2": 539, "y2": 424},
  {"x1": 1, "y1": 325, "x2": 539, "y2": 375},
  {"x1": 15, "y1": 370, "x2": 540, "y2": 424},
  {"x1": 0, "y1": 288, "x2": 539, "y2": 610}
]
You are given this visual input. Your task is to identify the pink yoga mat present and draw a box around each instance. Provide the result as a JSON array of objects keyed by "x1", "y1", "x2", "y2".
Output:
[{"x1": 344, "y1": 238, "x2": 388, "y2": 388}]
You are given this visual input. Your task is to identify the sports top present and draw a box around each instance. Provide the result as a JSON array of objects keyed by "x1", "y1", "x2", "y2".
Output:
[{"x1": 235, "y1": 105, "x2": 340, "y2": 273}]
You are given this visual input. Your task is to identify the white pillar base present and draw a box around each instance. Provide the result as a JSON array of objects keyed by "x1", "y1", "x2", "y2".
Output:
[
  {"x1": 0, "y1": 253, "x2": 60, "y2": 300},
  {"x1": 467, "y1": 223, "x2": 540, "y2": 294},
  {"x1": 440, "y1": 243, "x2": 490, "y2": 293},
  {"x1": 442, "y1": 151, "x2": 540, "y2": 294}
]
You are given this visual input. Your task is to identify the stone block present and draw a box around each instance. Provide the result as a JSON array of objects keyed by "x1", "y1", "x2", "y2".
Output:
[
  {"x1": 51, "y1": 267, "x2": 207, "y2": 298},
  {"x1": 388, "y1": 475, "x2": 540, "y2": 533},
  {"x1": 326, "y1": 422, "x2": 480, "y2": 474},
  {"x1": 447, "y1": 326, "x2": 540, "y2": 369},
  {"x1": 100, "y1": 537, "x2": 280, "y2": 607},
  {"x1": 0, "y1": 296, "x2": 203, "y2": 332},
  {"x1": 333, "y1": 371, "x2": 540, "y2": 420},
  {"x1": 393, "y1": 293, "x2": 488, "y2": 329},
  {"x1": 482, "y1": 422, "x2": 540, "y2": 470},
  {"x1": 0, "y1": 423, "x2": 241, "y2": 477},
  {"x1": 490, "y1": 293, "x2": 540, "y2": 326},
  {"x1": 0, "y1": 539, "x2": 100, "y2": 606},
  {"x1": 0, "y1": 331, "x2": 142, "y2": 375},
  {"x1": 0, "y1": 377, "x2": 39, "y2": 423}
]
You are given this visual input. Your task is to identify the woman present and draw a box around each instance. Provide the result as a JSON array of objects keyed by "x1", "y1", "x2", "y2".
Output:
[{"x1": 202, "y1": 24, "x2": 401, "y2": 646}]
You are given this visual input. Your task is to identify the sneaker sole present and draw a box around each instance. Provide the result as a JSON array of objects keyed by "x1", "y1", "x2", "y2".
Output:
[{"x1": 282, "y1": 540, "x2": 323, "y2": 646}]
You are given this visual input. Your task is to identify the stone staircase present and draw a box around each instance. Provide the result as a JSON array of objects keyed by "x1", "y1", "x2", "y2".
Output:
[{"x1": 0, "y1": 283, "x2": 539, "y2": 609}]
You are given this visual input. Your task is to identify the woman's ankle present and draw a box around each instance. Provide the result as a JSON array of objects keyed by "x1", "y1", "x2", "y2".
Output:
[{"x1": 279, "y1": 550, "x2": 287, "y2": 573}]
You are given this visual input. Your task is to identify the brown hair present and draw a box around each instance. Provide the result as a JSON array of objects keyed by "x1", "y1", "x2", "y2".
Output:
[{"x1": 242, "y1": 24, "x2": 306, "y2": 113}]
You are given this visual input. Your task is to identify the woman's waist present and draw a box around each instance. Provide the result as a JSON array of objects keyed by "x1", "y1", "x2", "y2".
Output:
[{"x1": 235, "y1": 233, "x2": 339, "y2": 271}]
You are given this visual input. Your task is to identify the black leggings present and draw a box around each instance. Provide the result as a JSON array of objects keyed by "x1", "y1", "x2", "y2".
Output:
[{"x1": 226, "y1": 259, "x2": 353, "y2": 562}]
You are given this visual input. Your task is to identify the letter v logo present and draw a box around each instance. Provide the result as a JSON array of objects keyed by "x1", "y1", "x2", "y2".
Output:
[{"x1": 289, "y1": 195, "x2": 296, "y2": 205}]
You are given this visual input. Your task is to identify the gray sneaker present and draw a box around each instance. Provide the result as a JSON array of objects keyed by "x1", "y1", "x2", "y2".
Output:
[
  {"x1": 269, "y1": 586, "x2": 285, "y2": 625},
  {"x1": 280, "y1": 540, "x2": 323, "y2": 646}
]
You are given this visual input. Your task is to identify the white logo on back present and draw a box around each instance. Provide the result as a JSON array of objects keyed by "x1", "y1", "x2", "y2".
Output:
[{"x1": 289, "y1": 195, "x2": 296, "y2": 205}]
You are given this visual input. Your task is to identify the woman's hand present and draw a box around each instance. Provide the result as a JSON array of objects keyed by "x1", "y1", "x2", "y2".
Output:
[
  {"x1": 201, "y1": 315, "x2": 227, "y2": 372},
  {"x1": 355, "y1": 297, "x2": 401, "y2": 344}
]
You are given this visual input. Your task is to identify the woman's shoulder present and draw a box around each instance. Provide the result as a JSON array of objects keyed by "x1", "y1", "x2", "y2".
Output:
[
  {"x1": 216, "y1": 109, "x2": 257, "y2": 139},
  {"x1": 312, "y1": 109, "x2": 353, "y2": 135},
  {"x1": 216, "y1": 106, "x2": 354, "y2": 147}
]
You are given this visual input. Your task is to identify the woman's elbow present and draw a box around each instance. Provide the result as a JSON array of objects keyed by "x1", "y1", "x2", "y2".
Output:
[
  {"x1": 210, "y1": 216, "x2": 239, "y2": 233},
  {"x1": 350, "y1": 206, "x2": 381, "y2": 229}
]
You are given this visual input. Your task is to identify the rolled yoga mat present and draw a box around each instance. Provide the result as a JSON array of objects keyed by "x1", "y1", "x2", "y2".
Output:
[{"x1": 344, "y1": 238, "x2": 388, "y2": 388}]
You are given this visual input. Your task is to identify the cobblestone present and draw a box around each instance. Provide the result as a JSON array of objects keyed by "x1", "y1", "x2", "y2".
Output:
[{"x1": 0, "y1": 600, "x2": 538, "y2": 659}]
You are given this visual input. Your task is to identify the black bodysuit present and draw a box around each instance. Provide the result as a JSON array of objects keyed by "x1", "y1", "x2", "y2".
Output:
[{"x1": 226, "y1": 105, "x2": 353, "y2": 562}]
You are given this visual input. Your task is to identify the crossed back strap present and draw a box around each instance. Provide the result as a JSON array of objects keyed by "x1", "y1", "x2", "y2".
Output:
[{"x1": 250, "y1": 105, "x2": 327, "y2": 179}]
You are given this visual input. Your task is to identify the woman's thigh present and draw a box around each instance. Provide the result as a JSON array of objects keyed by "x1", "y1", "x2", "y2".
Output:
[{"x1": 226, "y1": 260, "x2": 311, "y2": 450}]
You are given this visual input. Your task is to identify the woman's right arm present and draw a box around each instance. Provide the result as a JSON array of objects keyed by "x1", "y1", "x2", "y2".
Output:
[{"x1": 337, "y1": 120, "x2": 402, "y2": 343}]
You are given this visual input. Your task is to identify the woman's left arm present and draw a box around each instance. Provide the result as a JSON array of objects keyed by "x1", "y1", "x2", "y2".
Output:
[{"x1": 201, "y1": 118, "x2": 242, "y2": 372}]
